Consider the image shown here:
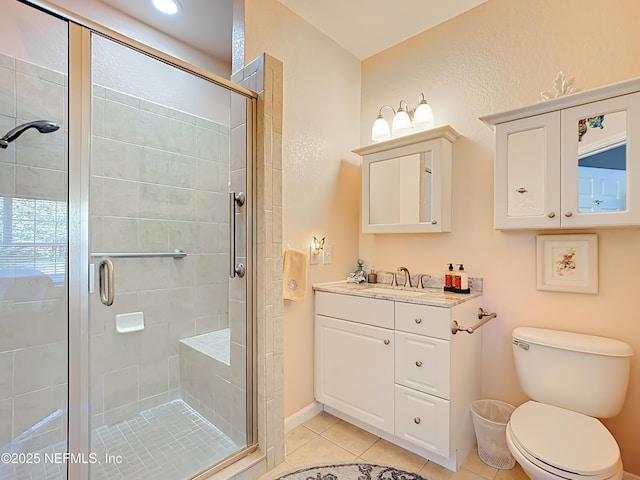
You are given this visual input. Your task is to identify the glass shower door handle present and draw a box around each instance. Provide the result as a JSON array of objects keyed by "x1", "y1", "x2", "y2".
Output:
[
  {"x1": 229, "y1": 191, "x2": 246, "y2": 278},
  {"x1": 99, "y1": 258, "x2": 114, "y2": 306}
]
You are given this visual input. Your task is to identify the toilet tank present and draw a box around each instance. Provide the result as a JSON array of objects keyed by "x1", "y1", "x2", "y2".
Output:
[{"x1": 512, "y1": 327, "x2": 633, "y2": 418}]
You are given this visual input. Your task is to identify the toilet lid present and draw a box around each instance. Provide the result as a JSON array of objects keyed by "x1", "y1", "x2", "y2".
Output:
[{"x1": 509, "y1": 401, "x2": 620, "y2": 476}]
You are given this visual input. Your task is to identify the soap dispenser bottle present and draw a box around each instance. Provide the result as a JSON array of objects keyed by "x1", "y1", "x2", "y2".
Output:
[
  {"x1": 368, "y1": 266, "x2": 378, "y2": 284},
  {"x1": 445, "y1": 263, "x2": 454, "y2": 288},
  {"x1": 457, "y1": 264, "x2": 469, "y2": 291}
]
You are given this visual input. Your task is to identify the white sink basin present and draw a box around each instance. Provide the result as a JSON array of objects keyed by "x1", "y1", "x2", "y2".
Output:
[{"x1": 365, "y1": 287, "x2": 430, "y2": 297}]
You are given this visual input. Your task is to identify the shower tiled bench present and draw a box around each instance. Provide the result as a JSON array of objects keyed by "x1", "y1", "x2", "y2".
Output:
[{"x1": 179, "y1": 329, "x2": 245, "y2": 445}]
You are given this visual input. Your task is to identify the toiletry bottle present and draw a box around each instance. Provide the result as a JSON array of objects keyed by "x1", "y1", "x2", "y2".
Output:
[
  {"x1": 457, "y1": 264, "x2": 469, "y2": 290},
  {"x1": 368, "y1": 267, "x2": 378, "y2": 284},
  {"x1": 454, "y1": 266, "x2": 461, "y2": 289},
  {"x1": 445, "y1": 263, "x2": 454, "y2": 287}
]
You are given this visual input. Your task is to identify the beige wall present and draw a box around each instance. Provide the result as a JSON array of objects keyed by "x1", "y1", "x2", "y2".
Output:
[
  {"x1": 360, "y1": 0, "x2": 640, "y2": 474},
  {"x1": 244, "y1": 0, "x2": 362, "y2": 416}
]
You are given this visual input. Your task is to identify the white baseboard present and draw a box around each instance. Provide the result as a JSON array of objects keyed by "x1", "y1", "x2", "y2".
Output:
[
  {"x1": 284, "y1": 401, "x2": 324, "y2": 433},
  {"x1": 623, "y1": 472, "x2": 640, "y2": 480}
]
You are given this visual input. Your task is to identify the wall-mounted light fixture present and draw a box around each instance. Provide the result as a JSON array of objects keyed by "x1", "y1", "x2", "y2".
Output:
[
  {"x1": 312, "y1": 236, "x2": 325, "y2": 255},
  {"x1": 371, "y1": 93, "x2": 434, "y2": 142},
  {"x1": 310, "y1": 236, "x2": 325, "y2": 265}
]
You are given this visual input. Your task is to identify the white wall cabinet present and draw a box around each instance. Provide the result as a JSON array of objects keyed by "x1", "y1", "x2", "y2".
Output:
[
  {"x1": 481, "y1": 77, "x2": 640, "y2": 229},
  {"x1": 353, "y1": 126, "x2": 459, "y2": 234},
  {"x1": 314, "y1": 290, "x2": 482, "y2": 471}
]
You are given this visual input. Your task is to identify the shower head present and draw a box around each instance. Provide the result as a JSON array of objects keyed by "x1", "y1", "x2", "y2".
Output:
[{"x1": 0, "y1": 120, "x2": 60, "y2": 149}]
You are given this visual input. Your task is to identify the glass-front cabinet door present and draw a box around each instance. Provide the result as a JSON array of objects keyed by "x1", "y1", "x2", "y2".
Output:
[{"x1": 560, "y1": 92, "x2": 640, "y2": 227}]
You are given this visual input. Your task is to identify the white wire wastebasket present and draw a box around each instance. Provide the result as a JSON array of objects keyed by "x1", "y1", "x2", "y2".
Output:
[{"x1": 470, "y1": 399, "x2": 516, "y2": 469}]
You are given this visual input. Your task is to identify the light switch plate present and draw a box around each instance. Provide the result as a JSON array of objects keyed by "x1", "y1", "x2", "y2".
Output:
[{"x1": 323, "y1": 245, "x2": 333, "y2": 264}]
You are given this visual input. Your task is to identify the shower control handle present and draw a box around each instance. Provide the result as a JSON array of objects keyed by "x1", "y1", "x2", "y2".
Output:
[
  {"x1": 229, "y1": 192, "x2": 246, "y2": 278},
  {"x1": 99, "y1": 259, "x2": 114, "y2": 306},
  {"x1": 234, "y1": 263, "x2": 246, "y2": 278}
]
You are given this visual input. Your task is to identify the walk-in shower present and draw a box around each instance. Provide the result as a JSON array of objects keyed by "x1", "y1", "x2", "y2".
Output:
[{"x1": 0, "y1": 2, "x2": 256, "y2": 479}]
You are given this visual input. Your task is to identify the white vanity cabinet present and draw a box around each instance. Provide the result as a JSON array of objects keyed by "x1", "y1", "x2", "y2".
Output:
[
  {"x1": 314, "y1": 290, "x2": 482, "y2": 471},
  {"x1": 314, "y1": 293, "x2": 395, "y2": 433},
  {"x1": 481, "y1": 77, "x2": 640, "y2": 229}
]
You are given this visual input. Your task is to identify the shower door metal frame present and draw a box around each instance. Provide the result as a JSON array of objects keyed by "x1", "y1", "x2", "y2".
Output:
[{"x1": 22, "y1": 2, "x2": 259, "y2": 479}]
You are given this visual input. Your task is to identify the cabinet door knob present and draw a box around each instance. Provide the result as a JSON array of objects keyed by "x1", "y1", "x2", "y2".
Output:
[
  {"x1": 414, "y1": 417, "x2": 421, "y2": 424},
  {"x1": 516, "y1": 187, "x2": 528, "y2": 193},
  {"x1": 415, "y1": 360, "x2": 423, "y2": 367},
  {"x1": 383, "y1": 339, "x2": 390, "y2": 345},
  {"x1": 564, "y1": 211, "x2": 573, "y2": 217},
  {"x1": 547, "y1": 212, "x2": 556, "y2": 218},
  {"x1": 431, "y1": 220, "x2": 437, "y2": 225},
  {"x1": 414, "y1": 318, "x2": 422, "y2": 324}
]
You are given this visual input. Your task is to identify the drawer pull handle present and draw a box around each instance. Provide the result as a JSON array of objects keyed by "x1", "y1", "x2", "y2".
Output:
[
  {"x1": 383, "y1": 339, "x2": 390, "y2": 345},
  {"x1": 414, "y1": 417, "x2": 421, "y2": 424},
  {"x1": 415, "y1": 360, "x2": 423, "y2": 367},
  {"x1": 414, "y1": 318, "x2": 422, "y2": 324}
]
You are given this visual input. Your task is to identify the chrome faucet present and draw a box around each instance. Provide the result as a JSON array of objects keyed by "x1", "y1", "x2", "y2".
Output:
[{"x1": 397, "y1": 266, "x2": 412, "y2": 288}]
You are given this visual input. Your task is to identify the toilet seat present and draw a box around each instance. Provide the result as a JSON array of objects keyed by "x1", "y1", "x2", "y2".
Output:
[{"x1": 508, "y1": 401, "x2": 621, "y2": 480}]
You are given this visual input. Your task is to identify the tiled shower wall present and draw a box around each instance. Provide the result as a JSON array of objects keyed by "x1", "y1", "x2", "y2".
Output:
[
  {"x1": 0, "y1": 53, "x2": 68, "y2": 458},
  {"x1": 232, "y1": 54, "x2": 285, "y2": 474},
  {"x1": 90, "y1": 85, "x2": 234, "y2": 429}
]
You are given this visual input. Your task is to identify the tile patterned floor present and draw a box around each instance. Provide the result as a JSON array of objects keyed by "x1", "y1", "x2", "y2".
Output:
[
  {"x1": 90, "y1": 399, "x2": 239, "y2": 480},
  {"x1": 0, "y1": 440, "x2": 68, "y2": 480},
  {"x1": 1, "y1": 399, "x2": 238, "y2": 480},
  {"x1": 261, "y1": 412, "x2": 529, "y2": 480}
]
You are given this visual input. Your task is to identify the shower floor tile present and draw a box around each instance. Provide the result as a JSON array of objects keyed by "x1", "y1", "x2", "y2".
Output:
[
  {"x1": 1, "y1": 399, "x2": 237, "y2": 480},
  {"x1": 91, "y1": 399, "x2": 239, "y2": 480}
]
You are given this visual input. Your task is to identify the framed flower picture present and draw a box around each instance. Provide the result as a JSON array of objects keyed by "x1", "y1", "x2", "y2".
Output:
[{"x1": 536, "y1": 234, "x2": 598, "y2": 294}]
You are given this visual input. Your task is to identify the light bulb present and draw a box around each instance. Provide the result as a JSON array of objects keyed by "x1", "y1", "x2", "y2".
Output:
[
  {"x1": 391, "y1": 102, "x2": 411, "y2": 136},
  {"x1": 152, "y1": 0, "x2": 181, "y2": 15},
  {"x1": 413, "y1": 96, "x2": 434, "y2": 130},
  {"x1": 371, "y1": 115, "x2": 391, "y2": 141}
]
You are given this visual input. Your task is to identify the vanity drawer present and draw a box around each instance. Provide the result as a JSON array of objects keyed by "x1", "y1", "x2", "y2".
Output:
[
  {"x1": 395, "y1": 302, "x2": 451, "y2": 339},
  {"x1": 315, "y1": 291, "x2": 394, "y2": 329},
  {"x1": 394, "y1": 384, "x2": 450, "y2": 457},
  {"x1": 395, "y1": 331, "x2": 450, "y2": 399}
]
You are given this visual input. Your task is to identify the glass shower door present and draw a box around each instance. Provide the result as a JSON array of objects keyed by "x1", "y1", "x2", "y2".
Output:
[
  {"x1": 88, "y1": 33, "x2": 252, "y2": 480},
  {"x1": 0, "y1": 3, "x2": 69, "y2": 480}
]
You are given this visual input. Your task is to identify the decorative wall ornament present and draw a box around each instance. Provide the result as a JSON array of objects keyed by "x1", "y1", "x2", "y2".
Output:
[
  {"x1": 536, "y1": 234, "x2": 598, "y2": 294},
  {"x1": 578, "y1": 115, "x2": 605, "y2": 141},
  {"x1": 540, "y1": 71, "x2": 577, "y2": 101}
]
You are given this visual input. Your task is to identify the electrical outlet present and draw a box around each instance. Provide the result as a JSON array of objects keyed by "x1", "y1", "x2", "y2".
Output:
[{"x1": 323, "y1": 245, "x2": 333, "y2": 265}]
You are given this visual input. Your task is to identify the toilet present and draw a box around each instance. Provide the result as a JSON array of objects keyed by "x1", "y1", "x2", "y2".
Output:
[{"x1": 507, "y1": 327, "x2": 633, "y2": 480}]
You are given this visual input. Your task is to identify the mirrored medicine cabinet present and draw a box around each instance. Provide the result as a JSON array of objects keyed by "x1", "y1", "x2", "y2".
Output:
[
  {"x1": 353, "y1": 126, "x2": 459, "y2": 234},
  {"x1": 481, "y1": 77, "x2": 640, "y2": 229}
]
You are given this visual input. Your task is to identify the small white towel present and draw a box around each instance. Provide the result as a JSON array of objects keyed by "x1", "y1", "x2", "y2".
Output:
[{"x1": 283, "y1": 248, "x2": 307, "y2": 302}]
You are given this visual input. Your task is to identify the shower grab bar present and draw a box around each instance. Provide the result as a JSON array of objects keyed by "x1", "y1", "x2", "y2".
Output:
[
  {"x1": 98, "y1": 259, "x2": 114, "y2": 306},
  {"x1": 451, "y1": 307, "x2": 497, "y2": 334},
  {"x1": 229, "y1": 191, "x2": 246, "y2": 278},
  {"x1": 90, "y1": 249, "x2": 187, "y2": 259}
]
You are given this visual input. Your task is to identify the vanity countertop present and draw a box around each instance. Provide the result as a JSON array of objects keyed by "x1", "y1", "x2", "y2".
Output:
[{"x1": 313, "y1": 281, "x2": 481, "y2": 307}]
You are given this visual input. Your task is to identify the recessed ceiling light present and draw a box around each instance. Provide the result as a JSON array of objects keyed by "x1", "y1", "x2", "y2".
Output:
[{"x1": 152, "y1": 0, "x2": 181, "y2": 15}]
